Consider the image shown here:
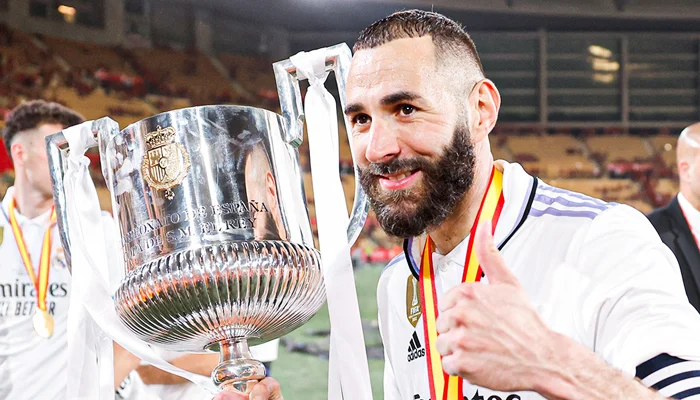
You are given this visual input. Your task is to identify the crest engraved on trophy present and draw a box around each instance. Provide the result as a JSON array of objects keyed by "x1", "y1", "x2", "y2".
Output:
[{"x1": 140, "y1": 125, "x2": 191, "y2": 200}]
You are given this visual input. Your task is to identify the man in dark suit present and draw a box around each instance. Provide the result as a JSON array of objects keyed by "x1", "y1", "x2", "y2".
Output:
[{"x1": 648, "y1": 122, "x2": 700, "y2": 314}]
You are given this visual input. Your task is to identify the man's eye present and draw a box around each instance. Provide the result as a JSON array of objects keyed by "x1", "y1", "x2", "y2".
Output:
[
  {"x1": 353, "y1": 114, "x2": 371, "y2": 125},
  {"x1": 400, "y1": 105, "x2": 416, "y2": 116}
]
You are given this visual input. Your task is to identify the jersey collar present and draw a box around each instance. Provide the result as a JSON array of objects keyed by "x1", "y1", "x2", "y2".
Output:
[
  {"x1": 1, "y1": 186, "x2": 55, "y2": 227},
  {"x1": 402, "y1": 161, "x2": 537, "y2": 279}
]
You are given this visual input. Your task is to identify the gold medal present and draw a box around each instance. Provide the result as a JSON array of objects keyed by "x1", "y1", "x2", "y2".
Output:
[
  {"x1": 7, "y1": 200, "x2": 58, "y2": 339},
  {"x1": 32, "y1": 309, "x2": 54, "y2": 339}
]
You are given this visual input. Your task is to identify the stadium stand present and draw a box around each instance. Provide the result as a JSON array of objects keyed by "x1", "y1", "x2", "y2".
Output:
[
  {"x1": 218, "y1": 53, "x2": 278, "y2": 105},
  {"x1": 648, "y1": 134, "x2": 679, "y2": 176},
  {"x1": 585, "y1": 135, "x2": 653, "y2": 164},
  {"x1": 0, "y1": 22, "x2": 685, "y2": 262},
  {"x1": 42, "y1": 36, "x2": 136, "y2": 75},
  {"x1": 130, "y1": 47, "x2": 236, "y2": 105},
  {"x1": 505, "y1": 134, "x2": 598, "y2": 179}
]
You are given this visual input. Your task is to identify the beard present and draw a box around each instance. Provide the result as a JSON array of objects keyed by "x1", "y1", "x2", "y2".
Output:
[{"x1": 358, "y1": 125, "x2": 476, "y2": 238}]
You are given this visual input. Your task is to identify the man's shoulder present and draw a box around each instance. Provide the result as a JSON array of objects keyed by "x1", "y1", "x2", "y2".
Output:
[
  {"x1": 647, "y1": 199, "x2": 677, "y2": 231},
  {"x1": 574, "y1": 201, "x2": 661, "y2": 248},
  {"x1": 528, "y1": 182, "x2": 665, "y2": 268},
  {"x1": 647, "y1": 207, "x2": 671, "y2": 231},
  {"x1": 533, "y1": 180, "x2": 656, "y2": 234},
  {"x1": 381, "y1": 252, "x2": 409, "y2": 280},
  {"x1": 377, "y1": 251, "x2": 413, "y2": 299},
  {"x1": 532, "y1": 179, "x2": 616, "y2": 222}
]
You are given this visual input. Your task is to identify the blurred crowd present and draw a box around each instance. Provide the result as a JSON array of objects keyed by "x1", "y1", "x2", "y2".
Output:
[{"x1": 0, "y1": 22, "x2": 682, "y2": 264}]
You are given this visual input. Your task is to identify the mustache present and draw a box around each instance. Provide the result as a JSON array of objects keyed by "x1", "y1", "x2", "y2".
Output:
[{"x1": 362, "y1": 157, "x2": 430, "y2": 177}]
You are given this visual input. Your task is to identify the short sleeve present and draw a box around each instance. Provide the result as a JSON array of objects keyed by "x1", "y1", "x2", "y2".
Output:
[{"x1": 576, "y1": 205, "x2": 700, "y2": 376}]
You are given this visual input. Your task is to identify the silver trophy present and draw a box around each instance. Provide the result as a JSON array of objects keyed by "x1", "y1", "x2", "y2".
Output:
[{"x1": 46, "y1": 44, "x2": 368, "y2": 392}]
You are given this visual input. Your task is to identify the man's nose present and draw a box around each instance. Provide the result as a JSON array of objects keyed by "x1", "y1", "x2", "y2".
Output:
[{"x1": 365, "y1": 118, "x2": 400, "y2": 164}]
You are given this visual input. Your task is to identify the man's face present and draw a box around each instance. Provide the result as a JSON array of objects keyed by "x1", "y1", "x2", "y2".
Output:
[
  {"x1": 345, "y1": 37, "x2": 477, "y2": 237},
  {"x1": 16, "y1": 123, "x2": 64, "y2": 199}
]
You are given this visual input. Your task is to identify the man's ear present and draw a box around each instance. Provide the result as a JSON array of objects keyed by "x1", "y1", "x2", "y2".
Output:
[
  {"x1": 468, "y1": 79, "x2": 501, "y2": 144},
  {"x1": 10, "y1": 139, "x2": 25, "y2": 167},
  {"x1": 679, "y1": 159, "x2": 692, "y2": 184}
]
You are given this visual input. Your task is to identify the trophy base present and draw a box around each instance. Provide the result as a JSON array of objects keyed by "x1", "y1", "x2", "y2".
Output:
[{"x1": 207, "y1": 337, "x2": 267, "y2": 394}]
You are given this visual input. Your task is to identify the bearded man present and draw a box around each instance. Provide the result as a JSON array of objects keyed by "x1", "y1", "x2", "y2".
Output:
[{"x1": 218, "y1": 10, "x2": 700, "y2": 400}]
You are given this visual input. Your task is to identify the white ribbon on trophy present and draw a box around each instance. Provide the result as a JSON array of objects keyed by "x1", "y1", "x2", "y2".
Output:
[
  {"x1": 62, "y1": 122, "x2": 217, "y2": 399},
  {"x1": 290, "y1": 50, "x2": 374, "y2": 400}
]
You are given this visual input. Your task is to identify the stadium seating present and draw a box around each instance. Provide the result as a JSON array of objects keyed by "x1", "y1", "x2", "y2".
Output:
[
  {"x1": 547, "y1": 177, "x2": 651, "y2": 212},
  {"x1": 0, "y1": 23, "x2": 684, "y2": 261},
  {"x1": 218, "y1": 53, "x2": 277, "y2": 102},
  {"x1": 653, "y1": 178, "x2": 680, "y2": 207},
  {"x1": 648, "y1": 135, "x2": 678, "y2": 175},
  {"x1": 505, "y1": 135, "x2": 598, "y2": 178},
  {"x1": 131, "y1": 47, "x2": 234, "y2": 105},
  {"x1": 585, "y1": 135, "x2": 653, "y2": 164},
  {"x1": 42, "y1": 36, "x2": 135, "y2": 75},
  {"x1": 51, "y1": 86, "x2": 155, "y2": 127}
]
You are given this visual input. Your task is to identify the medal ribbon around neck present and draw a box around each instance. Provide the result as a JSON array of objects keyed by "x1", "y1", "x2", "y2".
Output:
[
  {"x1": 8, "y1": 200, "x2": 57, "y2": 315},
  {"x1": 419, "y1": 166, "x2": 505, "y2": 400}
]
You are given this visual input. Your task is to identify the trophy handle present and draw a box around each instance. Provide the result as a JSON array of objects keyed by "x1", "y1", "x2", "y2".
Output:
[
  {"x1": 273, "y1": 43, "x2": 369, "y2": 246},
  {"x1": 46, "y1": 117, "x2": 120, "y2": 272}
]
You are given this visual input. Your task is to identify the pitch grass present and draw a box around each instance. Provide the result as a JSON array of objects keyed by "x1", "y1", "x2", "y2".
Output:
[{"x1": 272, "y1": 265, "x2": 386, "y2": 399}]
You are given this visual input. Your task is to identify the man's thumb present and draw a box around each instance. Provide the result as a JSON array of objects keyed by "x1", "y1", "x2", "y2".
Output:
[{"x1": 475, "y1": 220, "x2": 518, "y2": 286}]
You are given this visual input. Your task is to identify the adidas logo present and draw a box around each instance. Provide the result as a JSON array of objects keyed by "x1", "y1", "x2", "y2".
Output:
[{"x1": 407, "y1": 331, "x2": 426, "y2": 362}]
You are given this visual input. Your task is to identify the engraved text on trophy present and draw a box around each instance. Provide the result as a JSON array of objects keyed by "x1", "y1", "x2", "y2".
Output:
[{"x1": 123, "y1": 200, "x2": 272, "y2": 260}]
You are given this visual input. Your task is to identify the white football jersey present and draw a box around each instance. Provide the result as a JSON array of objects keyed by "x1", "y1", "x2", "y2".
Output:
[
  {"x1": 0, "y1": 188, "x2": 72, "y2": 400},
  {"x1": 0, "y1": 187, "x2": 120, "y2": 400},
  {"x1": 378, "y1": 161, "x2": 700, "y2": 400}
]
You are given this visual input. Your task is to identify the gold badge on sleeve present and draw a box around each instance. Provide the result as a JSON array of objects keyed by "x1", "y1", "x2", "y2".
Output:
[{"x1": 406, "y1": 275, "x2": 421, "y2": 327}]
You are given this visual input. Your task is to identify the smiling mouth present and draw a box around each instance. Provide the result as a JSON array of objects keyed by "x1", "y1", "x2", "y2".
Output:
[
  {"x1": 377, "y1": 169, "x2": 421, "y2": 190},
  {"x1": 380, "y1": 169, "x2": 418, "y2": 181}
]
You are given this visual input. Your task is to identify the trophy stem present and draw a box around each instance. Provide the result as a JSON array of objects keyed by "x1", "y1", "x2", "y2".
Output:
[{"x1": 208, "y1": 337, "x2": 266, "y2": 393}]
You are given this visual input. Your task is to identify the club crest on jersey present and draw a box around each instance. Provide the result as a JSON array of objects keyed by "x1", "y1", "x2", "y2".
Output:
[
  {"x1": 406, "y1": 275, "x2": 421, "y2": 327},
  {"x1": 407, "y1": 331, "x2": 426, "y2": 362},
  {"x1": 53, "y1": 247, "x2": 67, "y2": 269}
]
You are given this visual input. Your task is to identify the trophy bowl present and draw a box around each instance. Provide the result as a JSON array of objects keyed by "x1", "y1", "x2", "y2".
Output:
[{"x1": 47, "y1": 44, "x2": 369, "y2": 393}]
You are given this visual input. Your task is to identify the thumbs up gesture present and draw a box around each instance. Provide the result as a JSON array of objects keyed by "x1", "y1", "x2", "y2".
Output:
[{"x1": 435, "y1": 221, "x2": 564, "y2": 393}]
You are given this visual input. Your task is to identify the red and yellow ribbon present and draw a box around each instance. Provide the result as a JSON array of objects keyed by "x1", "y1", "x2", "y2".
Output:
[
  {"x1": 8, "y1": 200, "x2": 57, "y2": 312},
  {"x1": 420, "y1": 166, "x2": 505, "y2": 400}
]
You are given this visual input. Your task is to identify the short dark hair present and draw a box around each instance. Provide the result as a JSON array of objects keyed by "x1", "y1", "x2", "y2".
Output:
[
  {"x1": 2, "y1": 100, "x2": 84, "y2": 156},
  {"x1": 354, "y1": 10, "x2": 485, "y2": 77}
]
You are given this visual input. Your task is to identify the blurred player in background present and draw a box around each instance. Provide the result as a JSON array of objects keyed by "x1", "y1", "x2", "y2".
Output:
[
  {"x1": 648, "y1": 122, "x2": 700, "y2": 314},
  {"x1": 0, "y1": 100, "x2": 142, "y2": 399}
]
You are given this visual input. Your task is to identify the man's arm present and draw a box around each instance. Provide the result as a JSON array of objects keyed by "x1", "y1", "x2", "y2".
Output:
[
  {"x1": 529, "y1": 332, "x2": 666, "y2": 400},
  {"x1": 136, "y1": 353, "x2": 219, "y2": 385},
  {"x1": 435, "y1": 217, "x2": 699, "y2": 399},
  {"x1": 114, "y1": 343, "x2": 141, "y2": 390}
]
